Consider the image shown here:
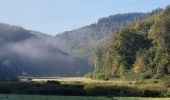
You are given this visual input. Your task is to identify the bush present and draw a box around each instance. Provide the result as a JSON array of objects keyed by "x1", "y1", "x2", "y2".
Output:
[
  {"x1": 141, "y1": 70, "x2": 152, "y2": 79},
  {"x1": 165, "y1": 89, "x2": 170, "y2": 97},
  {"x1": 142, "y1": 90, "x2": 161, "y2": 97},
  {"x1": 92, "y1": 72, "x2": 109, "y2": 80},
  {"x1": 162, "y1": 76, "x2": 170, "y2": 87},
  {"x1": 90, "y1": 68, "x2": 112, "y2": 80},
  {"x1": 84, "y1": 83, "x2": 142, "y2": 96},
  {"x1": 123, "y1": 71, "x2": 141, "y2": 80},
  {"x1": 46, "y1": 80, "x2": 60, "y2": 84},
  {"x1": 84, "y1": 73, "x2": 92, "y2": 78}
]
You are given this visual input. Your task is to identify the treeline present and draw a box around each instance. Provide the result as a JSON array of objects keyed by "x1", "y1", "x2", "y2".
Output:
[
  {"x1": 55, "y1": 13, "x2": 148, "y2": 59},
  {"x1": 90, "y1": 6, "x2": 170, "y2": 80},
  {"x1": 0, "y1": 23, "x2": 92, "y2": 80}
]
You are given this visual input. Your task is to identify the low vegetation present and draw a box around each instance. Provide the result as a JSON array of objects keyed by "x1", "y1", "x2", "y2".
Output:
[
  {"x1": 1, "y1": 94, "x2": 170, "y2": 100},
  {"x1": 0, "y1": 77, "x2": 168, "y2": 97}
]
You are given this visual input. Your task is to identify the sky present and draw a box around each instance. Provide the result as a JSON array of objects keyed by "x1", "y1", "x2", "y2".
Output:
[{"x1": 0, "y1": 0, "x2": 169, "y2": 35}]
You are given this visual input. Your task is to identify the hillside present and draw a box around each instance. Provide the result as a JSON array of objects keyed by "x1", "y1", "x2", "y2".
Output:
[
  {"x1": 54, "y1": 13, "x2": 149, "y2": 59},
  {"x1": 0, "y1": 23, "x2": 92, "y2": 80},
  {"x1": 29, "y1": 30, "x2": 57, "y2": 43},
  {"x1": 0, "y1": 12, "x2": 151, "y2": 80},
  {"x1": 91, "y1": 7, "x2": 170, "y2": 80}
]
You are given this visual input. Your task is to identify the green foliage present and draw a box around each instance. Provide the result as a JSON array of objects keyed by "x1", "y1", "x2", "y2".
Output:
[
  {"x1": 55, "y1": 13, "x2": 148, "y2": 60},
  {"x1": 0, "y1": 80, "x2": 165, "y2": 97},
  {"x1": 84, "y1": 73, "x2": 93, "y2": 78},
  {"x1": 91, "y1": 71, "x2": 109, "y2": 80},
  {"x1": 92, "y1": 6, "x2": 170, "y2": 80},
  {"x1": 133, "y1": 52, "x2": 146, "y2": 73},
  {"x1": 162, "y1": 76, "x2": 170, "y2": 88}
]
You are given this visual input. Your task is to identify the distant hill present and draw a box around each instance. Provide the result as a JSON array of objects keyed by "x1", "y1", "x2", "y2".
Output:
[
  {"x1": 29, "y1": 30, "x2": 54, "y2": 40},
  {"x1": 29, "y1": 13, "x2": 150, "y2": 79},
  {"x1": 54, "y1": 13, "x2": 149, "y2": 59},
  {"x1": 0, "y1": 23, "x2": 36, "y2": 43},
  {"x1": 0, "y1": 8, "x2": 162, "y2": 80},
  {"x1": 91, "y1": 7, "x2": 170, "y2": 80},
  {"x1": 0, "y1": 23, "x2": 92, "y2": 80}
]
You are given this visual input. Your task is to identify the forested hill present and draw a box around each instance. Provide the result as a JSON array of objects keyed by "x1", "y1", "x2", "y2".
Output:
[
  {"x1": 54, "y1": 13, "x2": 149, "y2": 59},
  {"x1": 0, "y1": 12, "x2": 152, "y2": 80},
  {"x1": 91, "y1": 7, "x2": 170, "y2": 80},
  {"x1": 0, "y1": 23, "x2": 92, "y2": 80}
]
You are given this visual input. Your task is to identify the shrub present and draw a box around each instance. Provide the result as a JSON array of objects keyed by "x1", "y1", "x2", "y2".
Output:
[
  {"x1": 142, "y1": 90, "x2": 161, "y2": 97},
  {"x1": 165, "y1": 89, "x2": 170, "y2": 97},
  {"x1": 91, "y1": 72, "x2": 109, "y2": 80},
  {"x1": 46, "y1": 80, "x2": 60, "y2": 84},
  {"x1": 84, "y1": 73, "x2": 92, "y2": 78},
  {"x1": 162, "y1": 76, "x2": 170, "y2": 87}
]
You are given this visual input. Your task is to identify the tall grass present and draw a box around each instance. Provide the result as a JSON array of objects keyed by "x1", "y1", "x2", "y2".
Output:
[{"x1": 0, "y1": 77, "x2": 168, "y2": 97}]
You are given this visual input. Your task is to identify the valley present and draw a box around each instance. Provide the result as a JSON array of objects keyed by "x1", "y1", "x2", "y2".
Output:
[{"x1": 0, "y1": 1, "x2": 170, "y2": 99}]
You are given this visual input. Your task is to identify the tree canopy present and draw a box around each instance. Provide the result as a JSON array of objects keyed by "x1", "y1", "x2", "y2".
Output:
[{"x1": 91, "y1": 6, "x2": 170, "y2": 80}]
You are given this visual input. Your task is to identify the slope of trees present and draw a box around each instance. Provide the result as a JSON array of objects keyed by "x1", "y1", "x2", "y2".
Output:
[
  {"x1": 0, "y1": 23, "x2": 92, "y2": 81},
  {"x1": 54, "y1": 13, "x2": 149, "y2": 59},
  {"x1": 91, "y1": 7, "x2": 170, "y2": 80}
]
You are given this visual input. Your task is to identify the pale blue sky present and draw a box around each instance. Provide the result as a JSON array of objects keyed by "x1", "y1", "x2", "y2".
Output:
[{"x1": 0, "y1": 0, "x2": 169, "y2": 35}]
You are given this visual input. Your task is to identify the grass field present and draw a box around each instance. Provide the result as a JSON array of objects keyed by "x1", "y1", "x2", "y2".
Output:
[
  {"x1": 32, "y1": 77, "x2": 141, "y2": 86},
  {"x1": 32, "y1": 77, "x2": 136, "y2": 83},
  {"x1": 31, "y1": 77, "x2": 170, "y2": 97},
  {"x1": 0, "y1": 94, "x2": 170, "y2": 100},
  {"x1": 0, "y1": 77, "x2": 163, "y2": 98},
  {"x1": 32, "y1": 77, "x2": 165, "y2": 90}
]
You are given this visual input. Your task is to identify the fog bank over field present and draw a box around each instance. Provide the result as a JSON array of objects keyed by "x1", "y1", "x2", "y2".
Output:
[{"x1": 0, "y1": 23, "x2": 92, "y2": 78}]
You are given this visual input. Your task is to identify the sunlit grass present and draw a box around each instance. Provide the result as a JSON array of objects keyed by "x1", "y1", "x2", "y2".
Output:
[
  {"x1": 32, "y1": 77, "x2": 136, "y2": 85},
  {"x1": 31, "y1": 77, "x2": 169, "y2": 97},
  {"x1": 32, "y1": 77, "x2": 163, "y2": 89}
]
